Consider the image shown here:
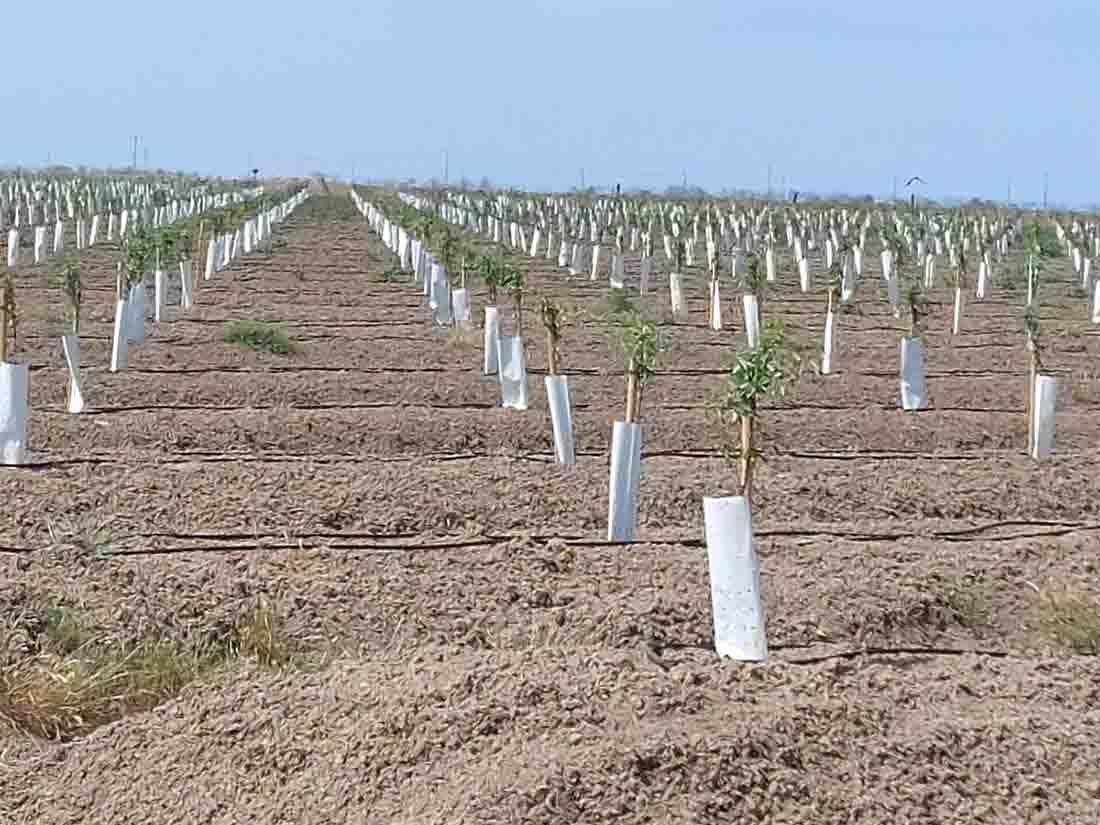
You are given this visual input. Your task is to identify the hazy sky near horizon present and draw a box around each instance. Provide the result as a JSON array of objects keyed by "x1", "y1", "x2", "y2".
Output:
[{"x1": 5, "y1": 0, "x2": 1098, "y2": 205}]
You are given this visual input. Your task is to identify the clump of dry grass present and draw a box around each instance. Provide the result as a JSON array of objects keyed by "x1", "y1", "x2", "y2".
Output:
[
  {"x1": 0, "y1": 600, "x2": 303, "y2": 741},
  {"x1": 445, "y1": 325, "x2": 480, "y2": 351},
  {"x1": 1037, "y1": 587, "x2": 1100, "y2": 656},
  {"x1": 45, "y1": 515, "x2": 122, "y2": 559}
]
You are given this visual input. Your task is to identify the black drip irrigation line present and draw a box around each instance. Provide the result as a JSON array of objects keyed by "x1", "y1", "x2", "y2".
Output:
[
  {"x1": 1, "y1": 447, "x2": 1084, "y2": 471},
  {"x1": 121, "y1": 365, "x2": 459, "y2": 376},
  {"x1": 8, "y1": 519, "x2": 1095, "y2": 558},
  {"x1": 779, "y1": 645, "x2": 1012, "y2": 665},
  {"x1": 657, "y1": 641, "x2": 1012, "y2": 665},
  {"x1": 36, "y1": 400, "x2": 501, "y2": 416}
]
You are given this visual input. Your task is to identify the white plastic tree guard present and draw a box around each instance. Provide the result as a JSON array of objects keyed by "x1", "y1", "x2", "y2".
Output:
[
  {"x1": 669, "y1": 273, "x2": 688, "y2": 322},
  {"x1": 180, "y1": 261, "x2": 194, "y2": 310},
  {"x1": 61, "y1": 336, "x2": 84, "y2": 414},
  {"x1": 545, "y1": 375, "x2": 576, "y2": 465},
  {"x1": 899, "y1": 337, "x2": 928, "y2": 411},
  {"x1": 607, "y1": 421, "x2": 642, "y2": 542},
  {"x1": 704, "y1": 495, "x2": 767, "y2": 661},
  {"x1": 743, "y1": 294, "x2": 760, "y2": 348},
  {"x1": 110, "y1": 300, "x2": 128, "y2": 372},
  {"x1": 498, "y1": 336, "x2": 528, "y2": 410},
  {"x1": 0, "y1": 361, "x2": 28, "y2": 464},
  {"x1": 451, "y1": 288, "x2": 472, "y2": 329},
  {"x1": 821, "y1": 310, "x2": 836, "y2": 375},
  {"x1": 483, "y1": 307, "x2": 501, "y2": 375},
  {"x1": 1031, "y1": 375, "x2": 1057, "y2": 460}
]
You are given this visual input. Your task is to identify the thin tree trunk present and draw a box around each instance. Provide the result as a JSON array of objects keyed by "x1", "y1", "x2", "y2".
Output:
[
  {"x1": 1027, "y1": 340, "x2": 1037, "y2": 455},
  {"x1": 625, "y1": 361, "x2": 639, "y2": 423},
  {"x1": 547, "y1": 329, "x2": 560, "y2": 376},
  {"x1": 739, "y1": 414, "x2": 754, "y2": 502}
]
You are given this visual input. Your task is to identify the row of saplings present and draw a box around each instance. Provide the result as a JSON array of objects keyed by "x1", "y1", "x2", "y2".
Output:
[
  {"x1": 405, "y1": 189, "x2": 1060, "y2": 464},
  {"x1": 365, "y1": 193, "x2": 1059, "y2": 662},
  {"x1": 365, "y1": 194, "x2": 800, "y2": 661},
  {"x1": 0, "y1": 192, "x2": 306, "y2": 465}
]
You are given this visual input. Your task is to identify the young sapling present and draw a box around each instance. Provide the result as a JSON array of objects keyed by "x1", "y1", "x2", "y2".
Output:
[
  {"x1": 539, "y1": 295, "x2": 564, "y2": 376},
  {"x1": 500, "y1": 260, "x2": 525, "y2": 337},
  {"x1": 1024, "y1": 304, "x2": 1044, "y2": 454},
  {"x1": 60, "y1": 258, "x2": 81, "y2": 335},
  {"x1": 0, "y1": 275, "x2": 15, "y2": 363},
  {"x1": 621, "y1": 314, "x2": 662, "y2": 423},
  {"x1": 709, "y1": 322, "x2": 803, "y2": 503}
]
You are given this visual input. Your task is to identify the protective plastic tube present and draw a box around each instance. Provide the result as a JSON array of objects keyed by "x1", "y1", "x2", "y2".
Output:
[
  {"x1": 704, "y1": 495, "x2": 767, "y2": 661},
  {"x1": 1031, "y1": 375, "x2": 1057, "y2": 460},
  {"x1": 545, "y1": 375, "x2": 576, "y2": 465},
  {"x1": 154, "y1": 270, "x2": 165, "y2": 324},
  {"x1": 607, "y1": 421, "x2": 642, "y2": 542},
  {"x1": 669, "y1": 273, "x2": 687, "y2": 322},
  {"x1": 0, "y1": 362, "x2": 28, "y2": 465},
  {"x1": 127, "y1": 284, "x2": 146, "y2": 344},
  {"x1": 61, "y1": 335, "x2": 84, "y2": 414},
  {"x1": 821, "y1": 310, "x2": 835, "y2": 375},
  {"x1": 498, "y1": 336, "x2": 528, "y2": 410},
  {"x1": 110, "y1": 299, "x2": 128, "y2": 372},
  {"x1": 610, "y1": 254, "x2": 625, "y2": 289},
  {"x1": 886, "y1": 275, "x2": 900, "y2": 316},
  {"x1": 899, "y1": 336, "x2": 928, "y2": 411},
  {"x1": 483, "y1": 306, "x2": 500, "y2": 375},
  {"x1": 709, "y1": 280, "x2": 722, "y2": 331},
  {"x1": 180, "y1": 261, "x2": 194, "y2": 310},
  {"x1": 451, "y1": 288, "x2": 472, "y2": 329},
  {"x1": 743, "y1": 294, "x2": 760, "y2": 348},
  {"x1": 430, "y1": 265, "x2": 452, "y2": 325}
]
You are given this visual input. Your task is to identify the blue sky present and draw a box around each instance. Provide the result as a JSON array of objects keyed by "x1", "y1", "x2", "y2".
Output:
[{"x1": 4, "y1": 0, "x2": 1098, "y2": 206}]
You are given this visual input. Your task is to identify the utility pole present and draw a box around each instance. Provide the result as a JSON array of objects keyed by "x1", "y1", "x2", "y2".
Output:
[
  {"x1": 143, "y1": 148, "x2": 149, "y2": 170},
  {"x1": 1042, "y1": 172, "x2": 1049, "y2": 209},
  {"x1": 892, "y1": 176, "x2": 898, "y2": 202},
  {"x1": 1007, "y1": 177, "x2": 1012, "y2": 206},
  {"x1": 131, "y1": 136, "x2": 138, "y2": 170},
  {"x1": 580, "y1": 167, "x2": 585, "y2": 189},
  {"x1": 682, "y1": 169, "x2": 687, "y2": 189}
]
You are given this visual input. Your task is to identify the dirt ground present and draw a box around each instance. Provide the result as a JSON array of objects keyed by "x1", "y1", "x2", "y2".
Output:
[{"x1": 0, "y1": 194, "x2": 1097, "y2": 823}]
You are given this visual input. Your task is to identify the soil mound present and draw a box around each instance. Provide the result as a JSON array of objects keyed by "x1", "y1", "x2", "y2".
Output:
[{"x1": 2, "y1": 648, "x2": 1097, "y2": 823}]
